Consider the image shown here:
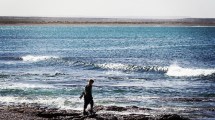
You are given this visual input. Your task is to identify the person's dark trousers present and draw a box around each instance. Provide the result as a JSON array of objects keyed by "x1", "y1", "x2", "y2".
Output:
[{"x1": 84, "y1": 98, "x2": 94, "y2": 114}]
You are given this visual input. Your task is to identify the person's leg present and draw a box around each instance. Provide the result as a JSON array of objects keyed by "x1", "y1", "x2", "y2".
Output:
[
  {"x1": 90, "y1": 99, "x2": 94, "y2": 113},
  {"x1": 83, "y1": 99, "x2": 90, "y2": 115}
]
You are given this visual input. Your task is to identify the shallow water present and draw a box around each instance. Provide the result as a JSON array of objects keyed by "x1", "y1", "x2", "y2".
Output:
[{"x1": 0, "y1": 26, "x2": 215, "y2": 119}]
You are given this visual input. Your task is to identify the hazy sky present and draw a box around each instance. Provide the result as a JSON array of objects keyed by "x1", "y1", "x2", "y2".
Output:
[{"x1": 0, "y1": 0, "x2": 214, "y2": 18}]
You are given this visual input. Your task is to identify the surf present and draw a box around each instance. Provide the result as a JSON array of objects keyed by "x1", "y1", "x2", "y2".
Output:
[
  {"x1": 21, "y1": 55, "x2": 59, "y2": 62},
  {"x1": 0, "y1": 55, "x2": 59, "y2": 62},
  {"x1": 96, "y1": 63, "x2": 168, "y2": 73},
  {"x1": 166, "y1": 64, "x2": 215, "y2": 77}
]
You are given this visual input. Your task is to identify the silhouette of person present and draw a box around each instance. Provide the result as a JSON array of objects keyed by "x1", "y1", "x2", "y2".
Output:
[{"x1": 80, "y1": 79, "x2": 94, "y2": 115}]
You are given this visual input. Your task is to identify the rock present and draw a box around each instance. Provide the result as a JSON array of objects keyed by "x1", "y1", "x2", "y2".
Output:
[
  {"x1": 125, "y1": 106, "x2": 152, "y2": 110},
  {"x1": 207, "y1": 108, "x2": 215, "y2": 111},
  {"x1": 36, "y1": 110, "x2": 81, "y2": 118},
  {"x1": 119, "y1": 114, "x2": 150, "y2": 120},
  {"x1": 94, "y1": 105, "x2": 105, "y2": 111},
  {"x1": 95, "y1": 105, "x2": 127, "y2": 111},
  {"x1": 95, "y1": 105, "x2": 152, "y2": 112},
  {"x1": 105, "y1": 106, "x2": 127, "y2": 111},
  {"x1": 98, "y1": 114, "x2": 118, "y2": 120},
  {"x1": 158, "y1": 114, "x2": 190, "y2": 120},
  {"x1": 0, "y1": 104, "x2": 191, "y2": 120}
]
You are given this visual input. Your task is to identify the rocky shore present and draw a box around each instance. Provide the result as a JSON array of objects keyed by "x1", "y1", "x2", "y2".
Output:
[{"x1": 0, "y1": 104, "x2": 190, "y2": 120}]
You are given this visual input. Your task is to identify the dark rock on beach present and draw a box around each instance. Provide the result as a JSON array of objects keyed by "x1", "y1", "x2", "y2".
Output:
[
  {"x1": 0, "y1": 104, "x2": 190, "y2": 120},
  {"x1": 157, "y1": 114, "x2": 190, "y2": 120},
  {"x1": 94, "y1": 105, "x2": 152, "y2": 112}
]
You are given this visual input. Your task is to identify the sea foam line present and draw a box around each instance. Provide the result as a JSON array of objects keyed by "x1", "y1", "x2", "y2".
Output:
[
  {"x1": 0, "y1": 83, "x2": 54, "y2": 89},
  {"x1": 21, "y1": 55, "x2": 59, "y2": 62},
  {"x1": 166, "y1": 64, "x2": 215, "y2": 77},
  {"x1": 0, "y1": 96, "x2": 82, "y2": 110},
  {"x1": 97, "y1": 63, "x2": 168, "y2": 72}
]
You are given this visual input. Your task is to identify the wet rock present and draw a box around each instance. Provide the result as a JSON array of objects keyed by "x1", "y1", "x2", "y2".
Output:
[
  {"x1": 125, "y1": 106, "x2": 152, "y2": 110},
  {"x1": 105, "y1": 106, "x2": 127, "y2": 111},
  {"x1": 94, "y1": 105, "x2": 105, "y2": 111},
  {"x1": 96, "y1": 114, "x2": 118, "y2": 120},
  {"x1": 95, "y1": 105, "x2": 152, "y2": 112},
  {"x1": 95, "y1": 105, "x2": 127, "y2": 111},
  {"x1": 119, "y1": 114, "x2": 150, "y2": 120},
  {"x1": 207, "y1": 107, "x2": 215, "y2": 111},
  {"x1": 158, "y1": 114, "x2": 190, "y2": 120},
  {"x1": 0, "y1": 104, "x2": 191, "y2": 120},
  {"x1": 36, "y1": 110, "x2": 81, "y2": 118}
]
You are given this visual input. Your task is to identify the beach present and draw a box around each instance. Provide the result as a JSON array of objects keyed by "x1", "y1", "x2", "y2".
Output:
[{"x1": 0, "y1": 103, "x2": 192, "y2": 120}]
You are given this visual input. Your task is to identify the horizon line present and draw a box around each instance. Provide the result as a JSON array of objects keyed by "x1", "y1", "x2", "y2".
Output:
[{"x1": 1, "y1": 15, "x2": 215, "y2": 19}]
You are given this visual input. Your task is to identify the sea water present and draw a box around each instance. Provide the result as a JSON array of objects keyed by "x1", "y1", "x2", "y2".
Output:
[{"x1": 0, "y1": 26, "x2": 215, "y2": 119}]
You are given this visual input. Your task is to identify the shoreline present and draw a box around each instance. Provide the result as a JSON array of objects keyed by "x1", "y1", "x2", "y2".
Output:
[
  {"x1": 0, "y1": 103, "x2": 190, "y2": 120},
  {"x1": 0, "y1": 16, "x2": 215, "y2": 26},
  {"x1": 0, "y1": 23, "x2": 215, "y2": 27},
  {"x1": 0, "y1": 23, "x2": 215, "y2": 28}
]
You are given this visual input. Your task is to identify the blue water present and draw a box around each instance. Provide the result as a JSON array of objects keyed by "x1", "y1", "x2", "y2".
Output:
[{"x1": 0, "y1": 26, "x2": 215, "y2": 119}]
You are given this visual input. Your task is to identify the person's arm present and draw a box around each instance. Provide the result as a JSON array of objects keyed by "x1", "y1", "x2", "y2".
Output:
[
  {"x1": 79, "y1": 86, "x2": 86, "y2": 99},
  {"x1": 79, "y1": 92, "x2": 85, "y2": 99}
]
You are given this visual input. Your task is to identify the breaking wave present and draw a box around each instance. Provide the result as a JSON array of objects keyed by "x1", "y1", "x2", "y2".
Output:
[
  {"x1": 21, "y1": 55, "x2": 59, "y2": 62},
  {"x1": 0, "y1": 83, "x2": 54, "y2": 89},
  {"x1": 96, "y1": 63, "x2": 215, "y2": 77},
  {"x1": 0, "y1": 96, "x2": 82, "y2": 110},
  {"x1": 0, "y1": 55, "x2": 59, "y2": 62},
  {"x1": 1, "y1": 55, "x2": 215, "y2": 78},
  {"x1": 96, "y1": 63, "x2": 168, "y2": 72},
  {"x1": 166, "y1": 64, "x2": 215, "y2": 77}
]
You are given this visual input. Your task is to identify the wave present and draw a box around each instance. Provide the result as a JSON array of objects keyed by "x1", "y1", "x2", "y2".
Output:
[
  {"x1": 0, "y1": 55, "x2": 59, "y2": 62},
  {"x1": 0, "y1": 83, "x2": 54, "y2": 89},
  {"x1": 166, "y1": 64, "x2": 215, "y2": 77},
  {"x1": 0, "y1": 56, "x2": 168, "y2": 73},
  {"x1": 0, "y1": 96, "x2": 82, "y2": 110},
  {"x1": 21, "y1": 55, "x2": 59, "y2": 62},
  {"x1": 96, "y1": 63, "x2": 168, "y2": 73},
  {"x1": 96, "y1": 63, "x2": 215, "y2": 78},
  {"x1": 2, "y1": 55, "x2": 215, "y2": 78},
  {"x1": 0, "y1": 72, "x2": 67, "y2": 79},
  {"x1": 0, "y1": 57, "x2": 22, "y2": 61}
]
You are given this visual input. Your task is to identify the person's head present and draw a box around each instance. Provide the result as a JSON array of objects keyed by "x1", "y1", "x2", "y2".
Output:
[{"x1": 88, "y1": 79, "x2": 94, "y2": 86}]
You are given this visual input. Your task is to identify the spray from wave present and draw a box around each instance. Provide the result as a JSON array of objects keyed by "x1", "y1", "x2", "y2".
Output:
[
  {"x1": 21, "y1": 55, "x2": 59, "y2": 62},
  {"x1": 166, "y1": 64, "x2": 215, "y2": 77}
]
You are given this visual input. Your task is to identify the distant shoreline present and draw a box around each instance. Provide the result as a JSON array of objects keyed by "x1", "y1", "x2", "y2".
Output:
[{"x1": 0, "y1": 16, "x2": 215, "y2": 26}]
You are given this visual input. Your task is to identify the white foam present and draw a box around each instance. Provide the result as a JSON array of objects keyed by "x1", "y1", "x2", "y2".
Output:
[
  {"x1": 0, "y1": 96, "x2": 82, "y2": 110},
  {"x1": 111, "y1": 82, "x2": 145, "y2": 87},
  {"x1": 21, "y1": 55, "x2": 59, "y2": 62},
  {"x1": 3, "y1": 61, "x2": 17, "y2": 65},
  {"x1": 98, "y1": 63, "x2": 129, "y2": 70},
  {"x1": 0, "y1": 83, "x2": 54, "y2": 89},
  {"x1": 166, "y1": 64, "x2": 215, "y2": 77},
  {"x1": 97, "y1": 63, "x2": 168, "y2": 72}
]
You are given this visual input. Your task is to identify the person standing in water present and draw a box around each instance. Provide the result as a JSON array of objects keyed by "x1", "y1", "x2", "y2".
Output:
[{"x1": 80, "y1": 79, "x2": 94, "y2": 115}]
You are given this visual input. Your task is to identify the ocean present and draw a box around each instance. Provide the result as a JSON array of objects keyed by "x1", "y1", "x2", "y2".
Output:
[{"x1": 0, "y1": 26, "x2": 215, "y2": 119}]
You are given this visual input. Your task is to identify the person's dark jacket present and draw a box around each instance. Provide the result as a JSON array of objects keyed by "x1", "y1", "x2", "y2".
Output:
[{"x1": 83, "y1": 85, "x2": 93, "y2": 100}]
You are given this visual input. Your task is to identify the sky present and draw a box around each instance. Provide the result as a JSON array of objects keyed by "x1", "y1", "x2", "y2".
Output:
[{"x1": 0, "y1": 0, "x2": 214, "y2": 18}]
